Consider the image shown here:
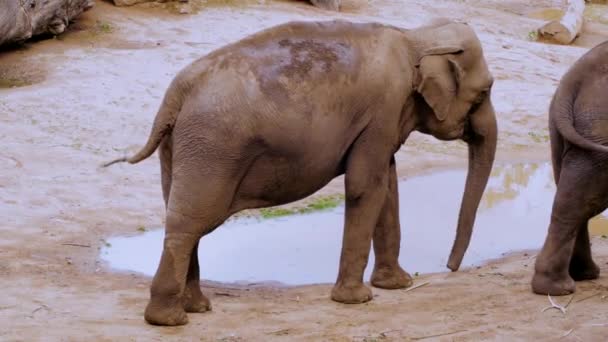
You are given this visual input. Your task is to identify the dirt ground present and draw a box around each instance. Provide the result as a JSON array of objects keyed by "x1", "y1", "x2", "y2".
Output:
[{"x1": 2, "y1": 0, "x2": 608, "y2": 340}]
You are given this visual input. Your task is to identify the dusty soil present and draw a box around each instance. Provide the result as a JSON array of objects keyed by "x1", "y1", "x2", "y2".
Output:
[{"x1": 2, "y1": 0, "x2": 608, "y2": 340}]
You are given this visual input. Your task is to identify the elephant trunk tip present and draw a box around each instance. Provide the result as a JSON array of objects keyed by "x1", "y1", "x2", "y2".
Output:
[
  {"x1": 446, "y1": 258, "x2": 462, "y2": 272},
  {"x1": 446, "y1": 228, "x2": 472, "y2": 272},
  {"x1": 100, "y1": 157, "x2": 129, "y2": 168}
]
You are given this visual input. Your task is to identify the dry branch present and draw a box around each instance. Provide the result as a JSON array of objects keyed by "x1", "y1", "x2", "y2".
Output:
[
  {"x1": 61, "y1": 243, "x2": 92, "y2": 248},
  {"x1": 538, "y1": 0, "x2": 586, "y2": 44},
  {"x1": 0, "y1": 0, "x2": 94, "y2": 46},
  {"x1": 403, "y1": 281, "x2": 431, "y2": 293},
  {"x1": 542, "y1": 294, "x2": 574, "y2": 314},
  {"x1": 411, "y1": 329, "x2": 468, "y2": 340}
]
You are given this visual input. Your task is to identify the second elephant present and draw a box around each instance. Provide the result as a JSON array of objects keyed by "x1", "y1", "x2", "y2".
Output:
[{"x1": 533, "y1": 41, "x2": 608, "y2": 296}]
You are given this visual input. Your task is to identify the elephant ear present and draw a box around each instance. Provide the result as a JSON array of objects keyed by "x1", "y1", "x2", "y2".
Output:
[{"x1": 416, "y1": 47, "x2": 464, "y2": 122}]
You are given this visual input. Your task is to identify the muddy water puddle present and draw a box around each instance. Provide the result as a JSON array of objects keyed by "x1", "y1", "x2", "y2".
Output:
[{"x1": 100, "y1": 163, "x2": 608, "y2": 285}]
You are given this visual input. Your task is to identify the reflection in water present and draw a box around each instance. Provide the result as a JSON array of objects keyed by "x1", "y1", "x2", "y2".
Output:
[{"x1": 100, "y1": 163, "x2": 608, "y2": 285}]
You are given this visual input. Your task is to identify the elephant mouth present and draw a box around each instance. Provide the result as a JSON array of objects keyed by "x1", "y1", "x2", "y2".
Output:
[{"x1": 461, "y1": 116, "x2": 474, "y2": 143}]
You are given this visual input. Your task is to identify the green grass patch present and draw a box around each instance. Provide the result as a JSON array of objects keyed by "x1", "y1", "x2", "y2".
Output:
[
  {"x1": 528, "y1": 131, "x2": 549, "y2": 143},
  {"x1": 259, "y1": 207, "x2": 294, "y2": 219},
  {"x1": 162, "y1": 0, "x2": 259, "y2": 15},
  {"x1": 0, "y1": 77, "x2": 31, "y2": 88},
  {"x1": 259, "y1": 194, "x2": 345, "y2": 219},
  {"x1": 93, "y1": 20, "x2": 114, "y2": 35}
]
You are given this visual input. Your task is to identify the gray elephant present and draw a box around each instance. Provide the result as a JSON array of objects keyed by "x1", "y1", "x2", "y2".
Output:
[
  {"x1": 532, "y1": 41, "x2": 608, "y2": 296},
  {"x1": 104, "y1": 18, "x2": 497, "y2": 326}
]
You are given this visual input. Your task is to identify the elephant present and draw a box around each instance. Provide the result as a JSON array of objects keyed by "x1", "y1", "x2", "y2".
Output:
[
  {"x1": 309, "y1": 0, "x2": 340, "y2": 11},
  {"x1": 103, "y1": 18, "x2": 497, "y2": 326},
  {"x1": 532, "y1": 41, "x2": 608, "y2": 296}
]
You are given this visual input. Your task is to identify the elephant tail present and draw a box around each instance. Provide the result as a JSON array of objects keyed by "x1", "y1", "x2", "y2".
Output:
[
  {"x1": 552, "y1": 81, "x2": 608, "y2": 154},
  {"x1": 101, "y1": 79, "x2": 186, "y2": 168}
]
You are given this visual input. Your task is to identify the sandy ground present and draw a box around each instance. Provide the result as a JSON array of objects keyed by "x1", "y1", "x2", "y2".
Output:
[{"x1": 2, "y1": 0, "x2": 608, "y2": 340}]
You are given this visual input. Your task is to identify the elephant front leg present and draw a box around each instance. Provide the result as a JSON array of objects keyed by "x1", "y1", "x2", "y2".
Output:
[
  {"x1": 183, "y1": 241, "x2": 212, "y2": 313},
  {"x1": 370, "y1": 158, "x2": 412, "y2": 290},
  {"x1": 331, "y1": 145, "x2": 390, "y2": 304}
]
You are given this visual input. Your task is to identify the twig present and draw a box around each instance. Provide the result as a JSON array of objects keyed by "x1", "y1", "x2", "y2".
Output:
[
  {"x1": 403, "y1": 281, "x2": 430, "y2": 293},
  {"x1": 411, "y1": 329, "x2": 468, "y2": 340},
  {"x1": 61, "y1": 243, "x2": 91, "y2": 248},
  {"x1": 214, "y1": 292, "x2": 240, "y2": 297},
  {"x1": 266, "y1": 328, "x2": 290, "y2": 336},
  {"x1": 379, "y1": 329, "x2": 402, "y2": 338},
  {"x1": 560, "y1": 328, "x2": 574, "y2": 338},
  {"x1": 575, "y1": 292, "x2": 600, "y2": 303},
  {"x1": 31, "y1": 304, "x2": 49, "y2": 315},
  {"x1": 202, "y1": 284, "x2": 247, "y2": 291},
  {"x1": 542, "y1": 294, "x2": 574, "y2": 314},
  {"x1": 586, "y1": 323, "x2": 608, "y2": 327},
  {"x1": 0, "y1": 152, "x2": 23, "y2": 168}
]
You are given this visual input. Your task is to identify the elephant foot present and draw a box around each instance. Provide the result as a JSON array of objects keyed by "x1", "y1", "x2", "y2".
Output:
[
  {"x1": 331, "y1": 282, "x2": 373, "y2": 304},
  {"x1": 183, "y1": 286, "x2": 212, "y2": 313},
  {"x1": 370, "y1": 265, "x2": 413, "y2": 289},
  {"x1": 144, "y1": 298, "x2": 189, "y2": 326},
  {"x1": 570, "y1": 259, "x2": 600, "y2": 281},
  {"x1": 531, "y1": 272, "x2": 576, "y2": 296}
]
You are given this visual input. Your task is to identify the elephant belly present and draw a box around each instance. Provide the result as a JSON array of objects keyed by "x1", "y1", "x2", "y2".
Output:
[{"x1": 232, "y1": 151, "x2": 345, "y2": 211}]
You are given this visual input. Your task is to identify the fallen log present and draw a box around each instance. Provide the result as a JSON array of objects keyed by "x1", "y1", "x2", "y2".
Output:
[
  {"x1": 538, "y1": 0, "x2": 586, "y2": 45},
  {"x1": 0, "y1": 0, "x2": 94, "y2": 46}
]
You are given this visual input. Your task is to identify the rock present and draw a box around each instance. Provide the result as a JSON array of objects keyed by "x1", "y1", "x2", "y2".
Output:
[{"x1": 0, "y1": 0, "x2": 95, "y2": 47}]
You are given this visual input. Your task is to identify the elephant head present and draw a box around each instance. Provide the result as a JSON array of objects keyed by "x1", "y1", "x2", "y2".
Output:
[{"x1": 408, "y1": 20, "x2": 498, "y2": 271}]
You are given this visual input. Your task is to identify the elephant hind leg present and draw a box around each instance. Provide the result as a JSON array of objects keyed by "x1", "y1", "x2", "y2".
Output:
[
  {"x1": 532, "y1": 152, "x2": 608, "y2": 296},
  {"x1": 183, "y1": 240, "x2": 212, "y2": 313},
  {"x1": 158, "y1": 136, "x2": 211, "y2": 313},
  {"x1": 570, "y1": 223, "x2": 601, "y2": 281},
  {"x1": 144, "y1": 169, "x2": 236, "y2": 326}
]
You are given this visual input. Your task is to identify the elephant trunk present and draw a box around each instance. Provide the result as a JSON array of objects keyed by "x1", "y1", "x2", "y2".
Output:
[{"x1": 447, "y1": 98, "x2": 497, "y2": 271}]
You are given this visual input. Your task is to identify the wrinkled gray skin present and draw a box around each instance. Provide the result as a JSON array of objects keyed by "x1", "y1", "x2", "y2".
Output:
[
  {"x1": 0, "y1": 0, "x2": 94, "y2": 46},
  {"x1": 310, "y1": 0, "x2": 340, "y2": 11},
  {"x1": 104, "y1": 19, "x2": 497, "y2": 326},
  {"x1": 532, "y1": 41, "x2": 608, "y2": 296}
]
